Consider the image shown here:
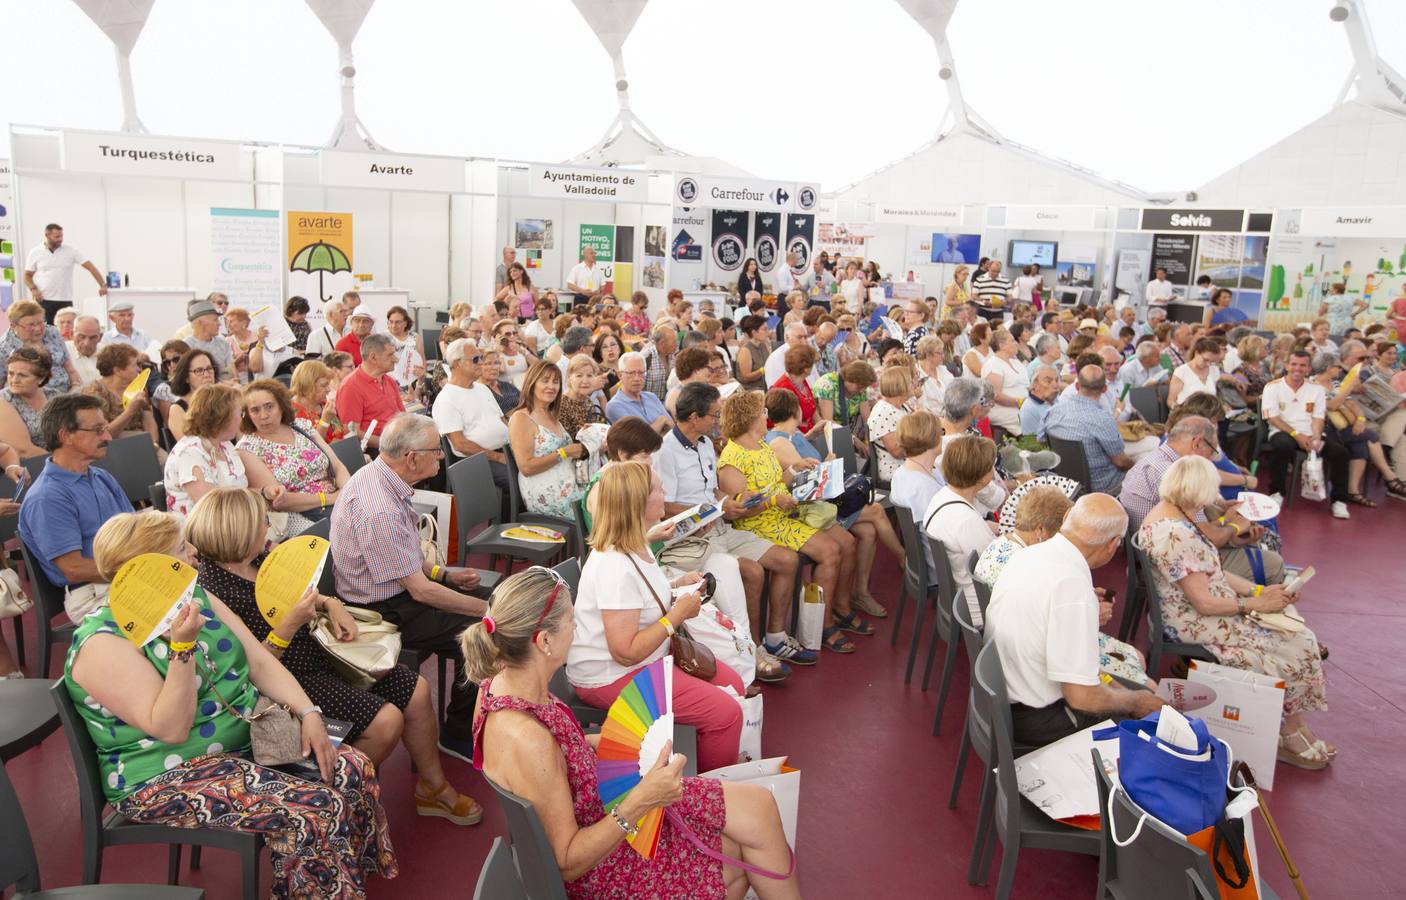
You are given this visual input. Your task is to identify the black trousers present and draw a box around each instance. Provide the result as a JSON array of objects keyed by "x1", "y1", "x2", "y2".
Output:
[
  {"x1": 1265, "y1": 431, "x2": 1349, "y2": 502},
  {"x1": 1010, "y1": 700, "x2": 1105, "y2": 748},
  {"x1": 371, "y1": 590, "x2": 479, "y2": 739},
  {"x1": 41, "y1": 299, "x2": 70, "y2": 323}
]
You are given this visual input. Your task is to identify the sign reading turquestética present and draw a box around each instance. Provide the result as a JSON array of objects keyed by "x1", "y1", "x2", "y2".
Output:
[
  {"x1": 61, "y1": 130, "x2": 242, "y2": 180},
  {"x1": 528, "y1": 164, "x2": 648, "y2": 203},
  {"x1": 1139, "y1": 208, "x2": 1245, "y2": 232},
  {"x1": 674, "y1": 174, "x2": 819, "y2": 214},
  {"x1": 320, "y1": 150, "x2": 465, "y2": 192}
]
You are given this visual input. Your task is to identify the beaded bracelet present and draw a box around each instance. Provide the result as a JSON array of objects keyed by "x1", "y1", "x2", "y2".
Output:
[{"x1": 610, "y1": 808, "x2": 639, "y2": 838}]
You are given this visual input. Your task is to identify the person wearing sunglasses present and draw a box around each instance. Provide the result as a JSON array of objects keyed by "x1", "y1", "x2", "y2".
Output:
[
  {"x1": 464, "y1": 565, "x2": 800, "y2": 898},
  {"x1": 18, "y1": 393, "x2": 135, "y2": 623},
  {"x1": 493, "y1": 318, "x2": 533, "y2": 388}
]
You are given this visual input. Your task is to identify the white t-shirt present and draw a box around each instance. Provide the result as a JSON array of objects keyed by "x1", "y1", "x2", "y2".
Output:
[
  {"x1": 68, "y1": 345, "x2": 100, "y2": 386},
  {"x1": 566, "y1": 548, "x2": 674, "y2": 688},
  {"x1": 1012, "y1": 275, "x2": 1041, "y2": 302},
  {"x1": 839, "y1": 277, "x2": 865, "y2": 308},
  {"x1": 981, "y1": 354, "x2": 1029, "y2": 432},
  {"x1": 764, "y1": 345, "x2": 816, "y2": 388},
  {"x1": 304, "y1": 322, "x2": 347, "y2": 358},
  {"x1": 567, "y1": 262, "x2": 606, "y2": 293},
  {"x1": 432, "y1": 382, "x2": 509, "y2": 455},
  {"x1": 1171, "y1": 363, "x2": 1222, "y2": 406},
  {"x1": 922, "y1": 486, "x2": 994, "y2": 624},
  {"x1": 1145, "y1": 279, "x2": 1175, "y2": 306},
  {"x1": 773, "y1": 266, "x2": 797, "y2": 297},
  {"x1": 918, "y1": 367, "x2": 953, "y2": 416},
  {"x1": 523, "y1": 318, "x2": 553, "y2": 351},
  {"x1": 984, "y1": 533, "x2": 1101, "y2": 708},
  {"x1": 891, "y1": 464, "x2": 944, "y2": 581},
  {"x1": 1260, "y1": 377, "x2": 1327, "y2": 437},
  {"x1": 24, "y1": 244, "x2": 89, "y2": 302}
]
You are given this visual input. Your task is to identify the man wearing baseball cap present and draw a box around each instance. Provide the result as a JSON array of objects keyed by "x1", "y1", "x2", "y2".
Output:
[
  {"x1": 336, "y1": 307, "x2": 376, "y2": 365},
  {"x1": 185, "y1": 298, "x2": 235, "y2": 382}
]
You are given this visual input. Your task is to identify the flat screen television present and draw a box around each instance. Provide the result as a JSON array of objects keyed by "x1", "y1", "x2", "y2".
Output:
[{"x1": 1009, "y1": 239, "x2": 1058, "y2": 268}]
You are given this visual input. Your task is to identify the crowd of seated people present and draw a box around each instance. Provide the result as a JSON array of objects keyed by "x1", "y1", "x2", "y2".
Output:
[{"x1": 6, "y1": 262, "x2": 1391, "y2": 895}]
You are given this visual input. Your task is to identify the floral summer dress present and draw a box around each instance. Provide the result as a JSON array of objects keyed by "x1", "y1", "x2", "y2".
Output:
[
  {"x1": 717, "y1": 440, "x2": 817, "y2": 552},
  {"x1": 473, "y1": 682, "x2": 725, "y2": 899},
  {"x1": 237, "y1": 429, "x2": 336, "y2": 495},
  {"x1": 1138, "y1": 517, "x2": 1326, "y2": 715},
  {"x1": 519, "y1": 419, "x2": 582, "y2": 518}
]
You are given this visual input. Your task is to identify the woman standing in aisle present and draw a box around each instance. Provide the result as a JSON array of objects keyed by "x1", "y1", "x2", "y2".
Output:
[{"x1": 497, "y1": 261, "x2": 539, "y2": 322}]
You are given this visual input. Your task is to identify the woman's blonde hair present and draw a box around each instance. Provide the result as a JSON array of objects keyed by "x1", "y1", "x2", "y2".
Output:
[
  {"x1": 7, "y1": 300, "x2": 42, "y2": 323},
  {"x1": 1013, "y1": 485, "x2": 1073, "y2": 534},
  {"x1": 461, "y1": 568, "x2": 573, "y2": 683},
  {"x1": 289, "y1": 359, "x2": 332, "y2": 400},
  {"x1": 566, "y1": 354, "x2": 599, "y2": 378},
  {"x1": 897, "y1": 409, "x2": 942, "y2": 457},
  {"x1": 720, "y1": 389, "x2": 765, "y2": 441},
  {"x1": 879, "y1": 364, "x2": 914, "y2": 400},
  {"x1": 940, "y1": 434, "x2": 996, "y2": 488},
  {"x1": 587, "y1": 461, "x2": 652, "y2": 555},
  {"x1": 915, "y1": 334, "x2": 944, "y2": 360},
  {"x1": 185, "y1": 487, "x2": 267, "y2": 564},
  {"x1": 1159, "y1": 455, "x2": 1221, "y2": 509},
  {"x1": 93, "y1": 510, "x2": 184, "y2": 581},
  {"x1": 184, "y1": 384, "x2": 243, "y2": 441},
  {"x1": 1236, "y1": 334, "x2": 1266, "y2": 364}
]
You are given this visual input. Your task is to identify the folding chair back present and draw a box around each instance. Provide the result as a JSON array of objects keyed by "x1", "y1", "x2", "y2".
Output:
[
  {"x1": 93, "y1": 433, "x2": 163, "y2": 506},
  {"x1": 1131, "y1": 544, "x2": 1216, "y2": 675},
  {"x1": 329, "y1": 436, "x2": 367, "y2": 475},
  {"x1": 485, "y1": 777, "x2": 570, "y2": 900},
  {"x1": 1046, "y1": 435, "x2": 1094, "y2": 490},
  {"x1": 17, "y1": 539, "x2": 76, "y2": 679},
  {"x1": 474, "y1": 836, "x2": 527, "y2": 900},
  {"x1": 967, "y1": 549, "x2": 991, "y2": 622}
]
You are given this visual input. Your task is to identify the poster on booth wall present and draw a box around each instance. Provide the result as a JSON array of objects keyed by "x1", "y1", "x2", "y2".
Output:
[
  {"x1": 0, "y1": 160, "x2": 13, "y2": 310},
  {"x1": 754, "y1": 213, "x2": 781, "y2": 274},
  {"x1": 711, "y1": 210, "x2": 750, "y2": 273},
  {"x1": 579, "y1": 224, "x2": 615, "y2": 262},
  {"x1": 1114, "y1": 249, "x2": 1150, "y2": 311},
  {"x1": 515, "y1": 218, "x2": 553, "y2": 250},
  {"x1": 287, "y1": 210, "x2": 354, "y2": 308},
  {"x1": 613, "y1": 226, "x2": 635, "y2": 300},
  {"x1": 1056, "y1": 245, "x2": 1098, "y2": 290},
  {"x1": 210, "y1": 208, "x2": 282, "y2": 311},
  {"x1": 643, "y1": 223, "x2": 667, "y2": 287},
  {"x1": 817, "y1": 222, "x2": 866, "y2": 261},
  {"x1": 1262, "y1": 237, "x2": 1328, "y2": 331},
  {"x1": 1150, "y1": 233, "x2": 1196, "y2": 297},
  {"x1": 669, "y1": 208, "x2": 708, "y2": 291},
  {"x1": 784, "y1": 214, "x2": 815, "y2": 275},
  {"x1": 906, "y1": 232, "x2": 934, "y2": 270}
]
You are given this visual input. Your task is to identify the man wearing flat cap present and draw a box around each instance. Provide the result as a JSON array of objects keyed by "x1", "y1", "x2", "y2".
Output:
[
  {"x1": 100, "y1": 299, "x2": 155, "y2": 355},
  {"x1": 185, "y1": 298, "x2": 236, "y2": 382}
]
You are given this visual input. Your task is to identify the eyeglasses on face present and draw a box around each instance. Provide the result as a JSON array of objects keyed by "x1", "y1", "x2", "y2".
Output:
[
  {"x1": 71, "y1": 423, "x2": 112, "y2": 435},
  {"x1": 407, "y1": 446, "x2": 444, "y2": 458}
]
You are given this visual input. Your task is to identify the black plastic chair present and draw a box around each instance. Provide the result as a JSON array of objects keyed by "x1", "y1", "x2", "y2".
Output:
[
  {"x1": 1117, "y1": 519, "x2": 1145, "y2": 643},
  {"x1": 947, "y1": 588, "x2": 986, "y2": 811},
  {"x1": 51, "y1": 683, "x2": 262, "y2": 899},
  {"x1": 149, "y1": 482, "x2": 167, "y2": 512},
  {"x1": 486, "y1": 777, "x2": 570, "y2": 900},
  {"x1": 551, "y1": 558, "x2": 581, "y2": 597},
  {"x1": 473, "y1": 836, "x2": 526, "y2": 900},
  {"x1": 21, "y1": 455, "x2": 48, "y2": 483},
  {"x1": 0, "y1": 758, "x2": 205, "y2": 900},
  {"x1": 502, "y1": 446, "x2": 579, "y2": 558},
  {"x1": 832, "y1": 425, "x2": 859, "y2": 481},
  {"x1": 1092, "y1": 748, "x2": 1279, "y2": 900},
  {"x1": 449, "y1": 454, "x2": 566, "y2": 576},
  {"x1": 1046, "y1": 434, "x2": 1094, "y2": 490},
  {"x1": 1130, "y1": 544, "x2": 1217, "y2": 676},
  {"x1": 1128, "y1": 386, "x2": 1165, "y2": 424},
  {"x1": 329, "y1": 436, "x2": 367, "y2": 475},
  {"x1": 93, "y1": 434, "x2": 164, "y2": 507},
  {"x1": 0, "y1": 679, "x2": 60, "y2": 762},
  {"x1": 892, "y1": 507, "x2": 939, "y2": 684},
  {"x1": 970, "y1": 643, "x2": 1100, "y2": 898},
  {"x1": 922, "y1": 537, "x2": 964, "y2": 736},
  {"x1": 571, "y1": 498, "x2": 591, "y2": 565},
  {"x1": 423, "y1": 329, "x2": 442, "y2": 363},
  {"x1": 0, "y1": 505, "x2": 25, "y2": 670},
  {"x1": 16, "y1": 541, "x2": 76, "y2": 680}
]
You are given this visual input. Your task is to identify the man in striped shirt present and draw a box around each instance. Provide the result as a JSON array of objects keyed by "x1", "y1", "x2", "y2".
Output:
[
  {"x1": 971, "y1": 259, "x2": 1013, "y2": 323},
  {"x1": 332, "y1": 413, "x2": 488, "y2": 760}
]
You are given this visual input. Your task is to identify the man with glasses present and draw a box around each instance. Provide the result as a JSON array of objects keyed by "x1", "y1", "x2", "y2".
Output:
[
  {"x1": 658, "y1": 383, "x2": 810, "y2": 673},
  {"x1": 607, "y1": 351, "x2": 672, "y2": 434},
  {"x1": 335, "y1": 333, "x2": 405, "y2": 449},
  {"x1": 432, "y1": 338, "x2": 511, "y2": 491},
  {"x1": 331, "y1": 414, "x2": 487, "y2": 761},
  {"x1": 66, "y1": 315, "x2": 104, "y2": 386},
  {"x1": 764, "y1": 322, "x2": 814, "y2": 388},
  {"x1": 19, "y1": 395, "x2": 133, "y2": 624}
]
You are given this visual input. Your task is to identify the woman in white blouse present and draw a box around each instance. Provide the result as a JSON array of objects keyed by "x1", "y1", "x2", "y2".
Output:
[
  {"x1": 915, "y1": 335, "x2": 954, "y2": 416},
  {"x1": 922, "y1": 434, "x2": 998, "y2": 624},
  {"x1": 163, "y1": 383, "x2": 289, "y2": 517},
  {"x1": 867, "y1": 365, "x2": 916, "y2": 482},
  {"x1": 1168, "y1": 337, "x2": 1227, "y2": 408},
  {"x1": 982, "y1": 330, "x2": 1030, "y2": 443},
  {"x1": 961, "y1": 321, "x2": 992, "y2": 379}
]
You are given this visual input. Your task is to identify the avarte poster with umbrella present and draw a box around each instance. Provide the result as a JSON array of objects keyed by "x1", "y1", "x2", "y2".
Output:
[{"x1": 287, "y1": 210, "x2": 354, "y2": 302}]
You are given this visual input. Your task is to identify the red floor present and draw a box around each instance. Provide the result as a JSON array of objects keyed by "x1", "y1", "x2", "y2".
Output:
[{"x1": 6, "y1": 492, "x2": 1405, "y2": 898}]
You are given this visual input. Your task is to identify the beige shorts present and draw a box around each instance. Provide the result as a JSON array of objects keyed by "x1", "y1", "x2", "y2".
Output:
[{"x1": 705, "y1": 522, "x2": 778, "y2": 561}]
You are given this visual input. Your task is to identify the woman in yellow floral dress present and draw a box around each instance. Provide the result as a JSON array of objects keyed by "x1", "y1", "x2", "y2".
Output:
[{"x1": 717, "y1": 390, "x2": 870, "y2": 653}]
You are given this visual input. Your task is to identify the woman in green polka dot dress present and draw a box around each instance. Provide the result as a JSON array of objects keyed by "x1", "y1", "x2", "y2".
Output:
[{"x1": 63, "y1": 511, "x2": 398, "y2": 899}]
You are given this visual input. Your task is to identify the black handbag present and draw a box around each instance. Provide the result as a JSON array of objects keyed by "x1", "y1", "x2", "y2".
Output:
[{"x1": 834, "y1": 473, "x2": 871, "y2": 519}]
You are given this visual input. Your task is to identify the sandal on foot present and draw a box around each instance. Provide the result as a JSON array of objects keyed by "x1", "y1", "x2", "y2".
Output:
[
  {"x1": 1319, "y1": 642, "x2": 1330, "y2": 661},
  {"x1": 833, "y1": 611, "x2": 875, "y2": 636},
  {"x1": 1387, "y1": 479, "x2": 1406, "y2": 500},
  {"x1": 1277, "y1": 729, "x2": 1331, "y2": 770},
  {"x1": 822, "y1": 626, "x2": 856, "y2": 653},
  {"x1": 1346, "y1": 492, "x2": 1377, "y2": 508},
  {"x1": 850, "y1": 592, "x2": 889, "y2": 618},
  {"x1": 416, "y1": 780, "x2": 484, "y2": 825}
]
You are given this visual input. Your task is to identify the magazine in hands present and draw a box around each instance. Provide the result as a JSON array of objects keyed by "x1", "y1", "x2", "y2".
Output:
[
  {"x1": 255, "y1": 535, "x2": 330, "y2": 628},
  {"x1": 791, "y1": 458, "x2": 845, "y2": 502},
  {"x1": 660, "y1": 503, "x2": 724, "y2": 545},
  {"x1": 108, "y1": 553, "x2": 199, "y2": 647}
]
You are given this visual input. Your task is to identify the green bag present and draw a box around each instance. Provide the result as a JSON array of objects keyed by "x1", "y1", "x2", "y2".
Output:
[{"x1": 795, "y1": 500, "x2": 838, "y2": 530}]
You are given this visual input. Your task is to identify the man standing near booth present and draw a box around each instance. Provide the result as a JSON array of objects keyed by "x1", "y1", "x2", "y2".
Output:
[
  {"x1": 23, "y1": 224, "x2": 108, "y2": 323},
  {"x1": 1145, "y1": 267, "x2": 1175, "y2": 309},
  {"x1": 971, "y1": 259, "x2": 1012, "y2": 323},
  {"x1": 494, "y1": 247, "x2": 516, "y2": 291},
  {"x1": 566, "y1": 246, "x2": 607, "y2": 307}
]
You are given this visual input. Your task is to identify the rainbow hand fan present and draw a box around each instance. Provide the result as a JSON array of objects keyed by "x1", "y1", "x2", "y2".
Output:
[{"x1": 595, "y1": 657, "x2": 675, "y2": 858}]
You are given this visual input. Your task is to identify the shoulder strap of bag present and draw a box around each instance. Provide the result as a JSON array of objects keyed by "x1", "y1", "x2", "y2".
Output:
[
  {"x1": 624, "y1": 552, "x2": 670, "y2": 617},
  {"x1": 924, "y1": 499, "x2": 974, "y2": 534},
  {"x1": 290, "y1": 422, "x2": 336, "y2": 471},
  {"x1": 665, "y1": 807, "x2": 796, "y2": 880}
]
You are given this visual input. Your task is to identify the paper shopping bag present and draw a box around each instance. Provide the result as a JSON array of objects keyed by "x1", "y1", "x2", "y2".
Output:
[
  {"x1": 1187, "y1": 661, "x2": 1285, "y2": 789},
  {"x1": 796, "y1": 582, "x2": 825, "y2": 651},
  {"x1": 1299, "y1": 451, "x2": 1326, "y2": 502},
  {"x1": 687, "y1": 602, "x2": 757, "y2": 687},
  {"x1": 721, "y1": 687, "x2": 764, "y2": 762},
  {"x1": 1186, "y1": 786, "x2": 1262, "y2": 900},
  {"x1": 702, "y1": 756, "x2": 799, "y2": 849}
]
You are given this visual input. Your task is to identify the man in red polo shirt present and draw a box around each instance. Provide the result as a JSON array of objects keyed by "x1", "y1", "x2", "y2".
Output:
[
  {"x1": 335, "y1": 332, "x2": 405, "y2": 448},
  {"x1": 335, "y1": 307, "x2": 376, "y2": 364}
]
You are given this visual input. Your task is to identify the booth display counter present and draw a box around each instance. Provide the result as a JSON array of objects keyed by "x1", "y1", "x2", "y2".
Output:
[{"x1": 1166, "y1": 300, "x2": 1211, "y2": 325}]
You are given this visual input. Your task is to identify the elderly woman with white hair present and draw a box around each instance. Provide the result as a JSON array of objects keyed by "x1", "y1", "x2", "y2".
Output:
[{"x1": 1139, "y1": 454, "x2": 1332, "y2": 770}]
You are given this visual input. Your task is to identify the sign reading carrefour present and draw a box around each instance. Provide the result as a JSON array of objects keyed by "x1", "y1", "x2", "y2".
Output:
[
  {"x1": 61, "y1": 130, "x2": 242, "y2": 180},
  {"x1": 673, "y1": 174, "x2": 820, "y2": 213}
]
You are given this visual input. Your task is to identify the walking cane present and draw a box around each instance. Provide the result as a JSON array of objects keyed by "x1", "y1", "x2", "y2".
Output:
[{"x1": 1232, "y1": 762, "x2": 1309, "y2": 900}]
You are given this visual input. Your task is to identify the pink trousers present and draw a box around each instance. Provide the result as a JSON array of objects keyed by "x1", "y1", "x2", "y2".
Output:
[{"x1": 575, "y1": 661, "x2": 744, "y2": 773}]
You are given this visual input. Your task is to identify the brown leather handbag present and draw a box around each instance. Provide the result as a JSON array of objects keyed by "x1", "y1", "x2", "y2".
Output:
[{"x1": 627, "y1": 554, "x2": 717, "y2": 681}]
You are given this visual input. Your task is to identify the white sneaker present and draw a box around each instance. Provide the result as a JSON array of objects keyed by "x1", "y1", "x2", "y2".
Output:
[
  {"x1": 1268, "y1": 492, "x2": 1284, "y2": 505},
  {"x1": 1331, "y1": 501, "x2": 1350, "y2": 519}
]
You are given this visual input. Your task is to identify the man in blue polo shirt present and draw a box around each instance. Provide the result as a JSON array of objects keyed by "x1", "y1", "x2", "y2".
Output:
[
  {"x1": 606, "y1": 351, "x2": 672, "y2": 433},
  {"x1": 18, "y1": 394, "x2": 133, "y2": 624}
]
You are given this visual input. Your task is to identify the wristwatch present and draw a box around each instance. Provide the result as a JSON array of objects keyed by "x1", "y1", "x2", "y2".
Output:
[{"x1": 297, "y1": 705, "x2": 324, "y2": 719}]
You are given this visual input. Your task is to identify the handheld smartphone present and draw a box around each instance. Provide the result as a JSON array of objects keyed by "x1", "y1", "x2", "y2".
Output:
[{"x1": 10, "y1": 471, "x2": 27, "y2": 502}]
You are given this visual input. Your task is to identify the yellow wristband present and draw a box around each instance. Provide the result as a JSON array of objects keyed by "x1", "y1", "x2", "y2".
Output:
[
  {"x1": 1289, "y1": 429, "x2": 1298, "y2": 436},
  {"x1": 169, "y1": 639, "x2": 196, "y2": 653},
  {"x1": 1228, "y1": 521, "x2": 1242, "y2": 535},
  {"x1": 265, "y1": 631, "x2": 291, "y2": 649},
  {"x1": 557, "y1": 447, "x2": 568, "y2": 460},
  {"x1": 1355, "y1": 416, "x2": 1366, "y2": 423},
  {"x1": 430, "y1": 564, "x2": 442, "y2": 583},
  {"x1": 318, "y1": 491, "x2": 327, "y2": 507},
  {"x1": 659, "y1": 615, "x2": 675, "y2": 637},
  {"x1": 1253, "y1": 585, "x2": 1264, "y2": 597}
]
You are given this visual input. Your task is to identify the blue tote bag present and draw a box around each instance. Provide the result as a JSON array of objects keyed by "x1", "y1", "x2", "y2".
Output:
[{"x1": 1095, "y1": 710, "x2": 1231, "y2": 836}]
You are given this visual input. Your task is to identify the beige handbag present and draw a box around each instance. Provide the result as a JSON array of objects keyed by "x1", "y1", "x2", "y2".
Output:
[
  {"x1": 0, "y1": 568, "x2": 33, "y2": 620},
  {"x1": 310, "y1": 605, "x2": 403, "y2": 690},
  {"x1": 202, "y1": 657, "x2": 305, "y2": 766},
  {"x1": 418, "y1": 513, "x2": 442, "y2": 567}
]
